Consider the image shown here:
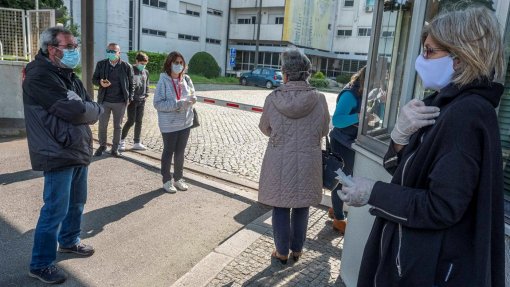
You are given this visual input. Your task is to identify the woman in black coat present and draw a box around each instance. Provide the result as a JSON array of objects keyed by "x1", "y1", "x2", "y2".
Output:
[{"x1": 339, "y1": 6, "x2": 506, "y2": 287}]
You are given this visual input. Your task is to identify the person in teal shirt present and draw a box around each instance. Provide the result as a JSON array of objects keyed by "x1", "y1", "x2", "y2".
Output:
[{"x1": 328, "y1": 66, "x2": 366, "y2": 233}]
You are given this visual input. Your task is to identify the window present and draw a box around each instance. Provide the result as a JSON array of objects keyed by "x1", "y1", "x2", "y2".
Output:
[
  {"x1": 237, "y1": 18, "x2": 252, "y2": 24},
  {"x1": 275, "y1": 17, "x2": 284, "y2": 24},
  {"x1": 206, "y1": 38, "x2": 221, "y2": 45},
  {"x1": 344, "y1": 0, "x2": 354, "y2": 7},
  {"x1": 335, "y1": 51, "x2": 349, "y2": 55},
  {"x1": 207, "y1": 8, "x2": 223, "y2": 16},
  {"x1": 180, "y1": 1, "x2": 201, "y2": 17},
  {"x1": 252, "y1": 68, "x2": 261, "y2": 75},
  {"x1": 186, "y1": 10, "x2": 200, "y2": 16},
  {"x1": 143, "y1": 0, "x2": 167, "y2": 9},
  {"x1": 337, "y1": 29, "x2": 352, "y2": 36},
  {"x1": 382, "y1": 31, "x2": 394, "y2": 37},
  {"x1": 358, "y1": 28, "x2": 372, "y2": 37},
  {"x1": 178, "y1": 33, "x2": 199, "y2": 41},
  {"x1": 142, "y1": 28, "x2": 166, "y2": 37},
  {"x1": 354, "y1": 52, "x2": 368, "y2": 56}
]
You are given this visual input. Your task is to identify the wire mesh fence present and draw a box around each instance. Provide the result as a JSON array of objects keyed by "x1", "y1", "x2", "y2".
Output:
[
  {"x1": 0, "y1": 7, "x2": 55, "y2": 61},
  {"x1": 0, "y1": 7, "x2": 26, "y2": 61},
  {"x1": 27, "y1": 9, "x2": 55, "y2": 60}
]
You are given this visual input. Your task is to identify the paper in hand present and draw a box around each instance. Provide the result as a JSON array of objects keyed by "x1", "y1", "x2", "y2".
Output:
[{"x1": 335, "y1": 168, "x2": 354, "y2": 187}]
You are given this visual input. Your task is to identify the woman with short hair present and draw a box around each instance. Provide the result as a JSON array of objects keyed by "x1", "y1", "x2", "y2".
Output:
[
  {"x1": 339, "y1": 6, "x2": 506, "y2": 286},
  {"x1": 258, "y1": 49, "x2": 330, "y2": 264}
]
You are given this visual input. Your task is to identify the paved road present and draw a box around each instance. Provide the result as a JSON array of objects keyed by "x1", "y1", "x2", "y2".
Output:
[
  {"x1": 0, "y1": 137, "x2": 269, "y2": 286},
  {"x1": 93, "y1": 85, "x2": 340, "y2": 183}
]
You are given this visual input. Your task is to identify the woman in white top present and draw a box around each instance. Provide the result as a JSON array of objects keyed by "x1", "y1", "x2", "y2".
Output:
[{"x1": 153, "y1": 51, "x2": 197, "y2": 193}]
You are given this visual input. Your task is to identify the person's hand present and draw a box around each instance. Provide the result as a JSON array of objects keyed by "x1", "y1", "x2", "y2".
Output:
[
  {"x1": 390, "y1": 99, "x2": 440, "y2": 145},
  {"x1": 338, "y1": 176, "x2": 376, "y2": 207},
  {"x1": 177, "y1": 99, "x2": 192, "y2": 110},
  {"x1": 67, "y1": 90, "x2": 82, "y2": 101},
  {"x1": 100, "y1": 79, "x2": 111, "y2": 88}
]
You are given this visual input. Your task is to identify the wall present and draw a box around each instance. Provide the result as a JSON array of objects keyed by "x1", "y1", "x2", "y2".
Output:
[
  {"x1": 0, "y1": 61, "x2": 26, "y2": 135},
  {"x1": 340, "y1": 147, "x2": 391, "y2": 287}
]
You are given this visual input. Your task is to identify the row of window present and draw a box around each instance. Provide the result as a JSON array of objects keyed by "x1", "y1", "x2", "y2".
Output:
[
  {"x1": 206, "y1": 38, "x2": 221, "y2": 45},
  {"x1": 337, "y1": 28, "x2": 394, "y2": 37},
  {"x1": 178, "y1": 33, "x2": 199, "y2": 41},
  {"x1": 143, "y1": 0, "x2": 223, "y2": 17},
  {"x1": 142, "y1": 28, "x2": 166, "y2": 37},
  {"x1": 142, "y1": 0, "x2": 167, "y2": 9},
  {"x1": 237, "y1": 16, "x2": 284, "y2": 25}
]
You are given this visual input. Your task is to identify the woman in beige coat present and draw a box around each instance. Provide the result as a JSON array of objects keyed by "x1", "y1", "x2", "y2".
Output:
[{"x1": 258, "y1": 49, "x2": 330, "y2": 264}]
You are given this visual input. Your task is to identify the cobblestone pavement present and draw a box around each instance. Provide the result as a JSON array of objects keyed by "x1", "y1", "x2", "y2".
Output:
[
  {"x1": 92, "y1": 85, "x2": 339, "y2": 182},
  {"x1": 205, "y1": 207, "x2": 346, "y2": 287}
]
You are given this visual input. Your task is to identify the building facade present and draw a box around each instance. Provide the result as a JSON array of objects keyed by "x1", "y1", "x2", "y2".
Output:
[
  {"x1": 63, "y1": 0, "x2": 379, "y2": 77},
  {"x1": 63, "y1": 0, "x2": 229, "y2": 72}
]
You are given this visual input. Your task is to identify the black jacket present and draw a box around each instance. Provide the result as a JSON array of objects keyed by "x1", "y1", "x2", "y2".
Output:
[
  {"x1": 358, "y1": 80, "x2": 505, "y2": 287},
  {"x1": 22, "y1": 50, "x2": 103, "y2": 171},
  {"x1": 92, "y1": 59, "x2": 134, "y2": 103}
]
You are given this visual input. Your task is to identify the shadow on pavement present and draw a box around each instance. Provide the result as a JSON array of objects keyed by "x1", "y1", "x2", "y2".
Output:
[
  {"x1": 80, "y1": 188, "x2": 164, "y2": 239},
  {"x1": 0, "y1": 169, "x2": 43, "y2": 185},
  {"x1": 0, "y1": 215, "x2": 88, "y2": 287}
]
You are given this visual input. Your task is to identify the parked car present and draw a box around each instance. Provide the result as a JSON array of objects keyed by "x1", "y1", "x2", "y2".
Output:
[{"x1": 239, "y1": 68, "x2": 283, "y2": 89}]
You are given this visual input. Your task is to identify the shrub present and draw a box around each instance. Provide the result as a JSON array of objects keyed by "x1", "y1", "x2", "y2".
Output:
[
  {"x1": 127, "y1": 51, "x2": 167, "y2": 75},
  {"x1": 336, "y1": 73, "x2": 352, "y2": 85},
  {"x1": 188, "y1": 52, "x2": 221, "y2": 79},
  {"x1": 312, "y1": 71, "x2": 326, "y2": 79},
  {"x1": 309, "y1": 78, "x2": 329, "y2": 88}
]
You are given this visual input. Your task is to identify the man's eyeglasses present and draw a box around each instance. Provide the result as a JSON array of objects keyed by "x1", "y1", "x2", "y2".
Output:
[
  {"x1": 106, "y1": 49, "x2": 119, "y2": 53},
  {"x1": 422, "y1": 46, "x2": 447, "y2": 59},
  {"x1": 53, "y1": 44, "x2": 79, "y2": 51}
]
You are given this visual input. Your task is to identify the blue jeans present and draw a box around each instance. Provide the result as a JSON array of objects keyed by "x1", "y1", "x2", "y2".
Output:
[
  {"x1": 30, "y1": 166, "x2": 88, "y2": 269},
  {"x1": 272, "y1": 207, "x2": 309, "y2": 256},
  {"x1": 330, "y1": 135, "x2": 356, "y2": 221}
]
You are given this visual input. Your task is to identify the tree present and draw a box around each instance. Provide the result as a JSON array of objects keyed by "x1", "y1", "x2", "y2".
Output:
[{"x1": 188, "y1": 52, "x2": 221, "y2": 79}]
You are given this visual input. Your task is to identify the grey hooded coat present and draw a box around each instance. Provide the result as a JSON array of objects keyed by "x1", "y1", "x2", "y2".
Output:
[{"x1": 258, "y1": 81, "x2": 330, "y2": 208}]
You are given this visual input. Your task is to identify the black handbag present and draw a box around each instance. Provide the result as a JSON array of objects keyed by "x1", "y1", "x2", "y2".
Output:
[
  {"x1": 322, "y1": 136, "x2": 344, "y2": 191},
  {"x1": 191, "y1": 108, "x2": 200, "y2": 128}
]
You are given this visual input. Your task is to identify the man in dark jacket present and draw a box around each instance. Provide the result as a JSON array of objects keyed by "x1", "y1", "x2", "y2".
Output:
[
  {"x1": 23, "y1": 26, "x2": 103, "y2": 284},
  {"x1": 92, "y1": 43, "x2": 134, "y2": 157},
  {"x1": 119, "y1": 51, "x2": 150, "y2": 151}
]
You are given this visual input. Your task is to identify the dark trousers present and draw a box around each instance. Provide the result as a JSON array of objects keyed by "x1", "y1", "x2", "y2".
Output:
[
  {"x1": 272, "y1": 207, "x2": 310, "y2": 256},
  {"x1": 161, "y1": 128, "x2": 191, "y2": 183},
  {"x1": 330, "y1": 137, "x2": 355, "y2": 220},
  {"x1": 121, "y1": 100, "x2": 145, "y2": 143}
]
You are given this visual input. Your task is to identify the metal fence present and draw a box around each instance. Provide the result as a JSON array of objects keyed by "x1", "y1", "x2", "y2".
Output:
[{"x1": 0, "y1": 7, "x2": 55, "y2": 61}]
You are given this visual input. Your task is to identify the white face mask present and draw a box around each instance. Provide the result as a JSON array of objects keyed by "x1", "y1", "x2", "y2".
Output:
[
  {"x1": 172, "y1": 64, "x2": 184, "y2": 74},
  {"x1": 415, "y1": 54, "x2": 454, "y2": 91}
]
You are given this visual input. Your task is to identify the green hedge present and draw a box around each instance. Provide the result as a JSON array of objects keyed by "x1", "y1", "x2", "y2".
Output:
[
  {"x1": 312, "y1": 71, "x2": 325, "y2": 79},
  {"x1": 188, "y1": 52, "x2": 221, "y2": 79},
  {"x1": 309, "y1": 78, "x2": 329, "y2": 88},
  {"x1": 336, "y1": 73, "x2": 352, "y2": 85},
  {"x1": 127, "y1": 51, "x2": 168, "y2": 75}
]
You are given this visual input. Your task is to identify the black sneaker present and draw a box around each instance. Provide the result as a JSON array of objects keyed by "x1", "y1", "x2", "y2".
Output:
[
  {"x1": 110, "y1": 150, "x2": 123, "y2": 158},
  {"x1": 58, "y1": 242, "x2": 95, "y2": 256},
  {"x1": 29, "y1": 265, "x2": 67, "y2": 284},
  {"x1": 94, "y1": 146, "x2": 106, "y2": 156}
]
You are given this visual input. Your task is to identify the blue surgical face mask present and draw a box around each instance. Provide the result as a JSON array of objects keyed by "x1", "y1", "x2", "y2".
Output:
[
  {"x1": 107, "y1": 52, "x2": 118, "y2": 61},
  {"x1": 172, "y1": 63, "x2": 184, "y2": 74},
  {"x1": 415, "y1": 54, "x2": 454, "y2": 91},
  {"x1": 59, "y1": 49, "x2": 81, "y2": 69},
  {"x1": 136, "y1": 64, "x2": 146, "y2": 72}
]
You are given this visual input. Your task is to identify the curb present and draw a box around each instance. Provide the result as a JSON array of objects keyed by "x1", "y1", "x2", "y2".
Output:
[{"x1": 171, "y1": 210, "x2": 273, "y2": 287}]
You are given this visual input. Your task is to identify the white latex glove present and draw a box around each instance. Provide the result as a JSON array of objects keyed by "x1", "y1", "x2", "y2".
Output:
[
  {"x1": 338, "y1": 176, "x2": 376, "y2": 207},
  {"x1": 67, "y1": 90, "x2": 82, "y2": 101},
  {"x1": 390, "y1": 99, "x2": 440, "y2": 145}
]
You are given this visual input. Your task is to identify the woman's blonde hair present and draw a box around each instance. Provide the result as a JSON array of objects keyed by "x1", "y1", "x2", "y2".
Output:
[{"x1": 423, "y1": 5, "x2": 504, "y2": 86}]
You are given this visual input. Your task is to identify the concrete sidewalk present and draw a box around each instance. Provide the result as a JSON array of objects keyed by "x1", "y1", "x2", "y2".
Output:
[{"x1": 0, "y1": 136, "x2": 346, "y2": 286}]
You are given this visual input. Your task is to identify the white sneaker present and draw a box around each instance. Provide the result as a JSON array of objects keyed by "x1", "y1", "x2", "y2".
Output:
[
  {"x1": 118, "y1": 140, "x2": 126, "y2": 151},
  {"x1": 132, "y1": 142, "x2": 147, "y2": 150},
  {"x1": 174, "y1": 179, "x2": 188, "y2": 191},
  {"x1": 163, "y1": 180, "x2": 177, "y2": 193}
]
